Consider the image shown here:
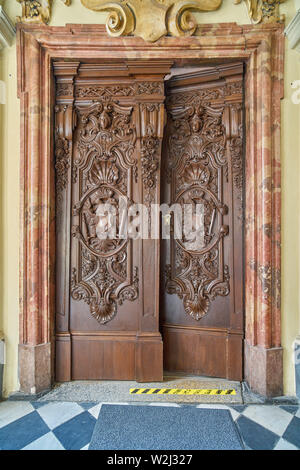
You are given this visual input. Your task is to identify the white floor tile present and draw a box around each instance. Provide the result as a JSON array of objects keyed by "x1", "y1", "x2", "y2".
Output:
[
  {"x1": 242, "y1": 405, "x2": 293, "y2": 436},
  {"x1": 88, "y1": 403, "x2": 103, "y2": 418},
  {"x1": 37, "y1": 402, "x2": 83, "y2": 430},
  {"x1": 197, "y1": 404, "x2": 230, "y2": 409},
  {"x1": 149, "y1": 403, "x2": 180, "y2": 407},
  {"x1": 22, "y1": 432, "x2": 65, "y2": 450},
  {"x1": 228, "y1": 408, "x2": 240, "y2": 421},
  {"x1": 81, "y1": 444, "x2": 90, "y2": 450},
  {"x1": 102, "y1": 402, "x2": 130, "y2": 405},
  {"x1": 0, "y1": 401, "x2": 35, "y2": 428},
  {"x1": 196, "y1": 404, "x2": 240, "y2": 421},
  {"x1": 274, "y1": 438, "x2": 298, "y2": 450}
]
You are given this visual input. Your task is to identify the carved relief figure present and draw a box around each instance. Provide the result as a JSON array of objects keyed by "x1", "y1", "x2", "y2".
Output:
[{"x1": 79, "y1": 188, "x2": 120, "y2": 254}]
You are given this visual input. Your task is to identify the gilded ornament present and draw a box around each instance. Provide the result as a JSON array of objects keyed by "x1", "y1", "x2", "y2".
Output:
[
  {"x1": 234, "y1": 0, "x2": 285, "y2": 24},
  {"x1": 80, "y1": 0, "x2": 222, "y2": 42},
  {"x1": 17, "y1": 0, "x2": 71, "y2": 25}
]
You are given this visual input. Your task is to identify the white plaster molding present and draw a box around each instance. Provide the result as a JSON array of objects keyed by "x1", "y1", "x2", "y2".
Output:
[
  {"x1": 293, "y1": 0, "x2": 300, "y2": 10},
  {"x1": 0, "y1": 6, "x2": 16, "y2": 49},
  {"x1": 285, "y1": 9, "x2": 300, "y2": 53},
  {"x1": 0, "y1": 331, "x2": 5, "y2": 365}
]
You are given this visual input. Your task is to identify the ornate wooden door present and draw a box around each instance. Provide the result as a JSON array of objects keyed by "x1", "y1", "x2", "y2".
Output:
[
  {"x1": 54, "y1": 60, "x2": 172, "y2": 382},
  {"x1": 55, "y1": 60, "x2": 244, "y2": 382},
  {"x1": 161, "y1": 64, "x2": 244, "y2": 381}
]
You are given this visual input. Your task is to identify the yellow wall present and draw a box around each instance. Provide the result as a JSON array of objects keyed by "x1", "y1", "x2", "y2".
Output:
[
  {"x1": 281, "y1": 22, "x2": 300, "y2": 395},
  {"x1": 0, "y1": 23, "x2": 20, "y2": 399},
  {"x1": 0, "y1": 0, "x2": 299, "y2": 397}
]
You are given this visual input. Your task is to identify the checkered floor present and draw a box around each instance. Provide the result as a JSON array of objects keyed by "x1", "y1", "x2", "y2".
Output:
[{"x1": 0, "y1": 401, "x2": 299, "y2": 450}]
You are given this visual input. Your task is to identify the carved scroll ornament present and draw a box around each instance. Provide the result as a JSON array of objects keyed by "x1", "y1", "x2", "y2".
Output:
[
  {"x1": 234, "y1": 0, "x2": 286, "y2": 24},
  {"x1": 17, "y1": 0, "x2": 71, "y2": 25},
  {"x1": 80, "y1": 0, "x2": 222, "y2": 42},
  {"x1": 16, "y1": 0, "x2": 286, "y2": 30}
]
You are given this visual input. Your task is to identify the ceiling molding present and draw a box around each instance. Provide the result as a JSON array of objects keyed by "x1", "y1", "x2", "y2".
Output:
[
  {"x1": 284, "y1": 9, "x2": 300, "y2": 53},
  {"x1": 0, "y1": 6, "x2": 16, "y2": 49}
]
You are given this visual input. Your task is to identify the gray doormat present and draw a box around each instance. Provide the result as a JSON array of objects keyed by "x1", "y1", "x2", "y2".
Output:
[{"x1": 89, "y1": 404, "x2": 244, "y2": 450}]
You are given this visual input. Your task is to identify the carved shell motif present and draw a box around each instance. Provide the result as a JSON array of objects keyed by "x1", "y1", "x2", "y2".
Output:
[
  {"x1": 90, "y1": 298, "x2": 117, "y2": 324},
  {"x1": 89, "y1": 159, "x2": 120, "y2": 186},
  {"x1": 180, "y1": 162, "x2": 210, "y2": 186},
  {"x1": 184, "y1": 294, "x2": 210, "y2": 321}
]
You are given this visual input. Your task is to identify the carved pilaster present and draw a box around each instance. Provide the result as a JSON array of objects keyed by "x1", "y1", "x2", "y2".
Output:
[
  {"x1": 53, "y1": 63, "x2": 78, "y2": 358},
  {"x1": 135, "y1": 70, "x2": 170, "y2": 332},
  {"x1": 225, "y1": 94, "x2": 244, "y2": 222},
  {"x1": 139, "y1": 103, "x2": 164, "y2": 209},
  {"x1": 129, "y1": 65, "x2": 172, "y2": 382},
  {"x1": 54, "y1": 62, "x2": 79, "y2": 210}
]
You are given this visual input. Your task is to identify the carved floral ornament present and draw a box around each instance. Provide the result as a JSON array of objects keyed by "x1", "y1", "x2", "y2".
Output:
[
  {"x1": 65, "y1": 98, "x2": 139, "y2": 324},
  {"x1": 17, "y1": 0, "x2": 286, "y2": 40},
  {"x1": 164, "y1": 95, "x2": 232, "y2": 321}
]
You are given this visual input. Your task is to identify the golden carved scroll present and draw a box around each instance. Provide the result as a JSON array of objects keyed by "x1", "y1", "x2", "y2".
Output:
[{"x1": 80, "y1": 0, "x2": 222, "y2": 42}]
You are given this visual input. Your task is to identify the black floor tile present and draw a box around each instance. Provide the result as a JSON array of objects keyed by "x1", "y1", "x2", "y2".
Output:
[
  {"x1": 282, "y1": 416, "x2": 300, "y2": 448},
  {"x1": 236, "y1": 415, "x2": 279, "y2": 450}
]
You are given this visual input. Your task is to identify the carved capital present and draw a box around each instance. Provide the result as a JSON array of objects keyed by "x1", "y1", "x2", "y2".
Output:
[
  {"x1": 81, "y1": 0, "x2": 222, "y2": 42},
  {"x1": 234, "y1": 0, "x2": 286, "y2": 24},
  {"x1": 16, "y1": 0, "x2": 71, "y2": 25}
]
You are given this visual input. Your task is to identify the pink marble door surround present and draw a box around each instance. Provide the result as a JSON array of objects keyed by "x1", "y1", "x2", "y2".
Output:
[{"x1": 17, "y1": 22, "x2": 284, "y2": 397}]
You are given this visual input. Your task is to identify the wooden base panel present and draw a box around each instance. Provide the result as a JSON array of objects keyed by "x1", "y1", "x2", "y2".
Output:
[
  {"x1": 135, "y1": 334, "x2": 163, "y2": 382},
  {"x1": 162, "y1": 325, "x2": 243, "y2": 381},
  {"x1": 56, "y1": 333, "x2": 163, "y2": 382},
  {"x1": 55, "y1": 335, "x2": 71, "y2": 382}
]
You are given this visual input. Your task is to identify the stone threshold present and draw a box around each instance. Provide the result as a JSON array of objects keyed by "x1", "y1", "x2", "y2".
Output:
[{"x1": 5, "y1": 377, "x2": 300, "y2": 405}]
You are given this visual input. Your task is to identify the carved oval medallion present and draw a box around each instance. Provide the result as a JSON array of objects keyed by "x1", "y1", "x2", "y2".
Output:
[{"x1": 72, "y1": 184, "x2": 128, "y2": 258}]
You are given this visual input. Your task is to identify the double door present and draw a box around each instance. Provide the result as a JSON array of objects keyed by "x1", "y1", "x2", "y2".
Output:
[{"x1": 55, "y1": 60, "x2": 244, "y2": 382}]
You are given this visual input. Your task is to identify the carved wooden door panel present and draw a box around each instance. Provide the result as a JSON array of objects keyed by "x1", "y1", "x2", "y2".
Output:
[
  {"x1": 161, "y1": 64, "x2": 244, "y2": 381},
  {"x1": 55, "y1": 60, "x2": 172, "y2": 382}
]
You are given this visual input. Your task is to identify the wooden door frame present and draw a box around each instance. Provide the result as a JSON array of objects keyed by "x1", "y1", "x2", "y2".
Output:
[{"x1": 17, "y1": 22, "x2": 284, "y2": 397}]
